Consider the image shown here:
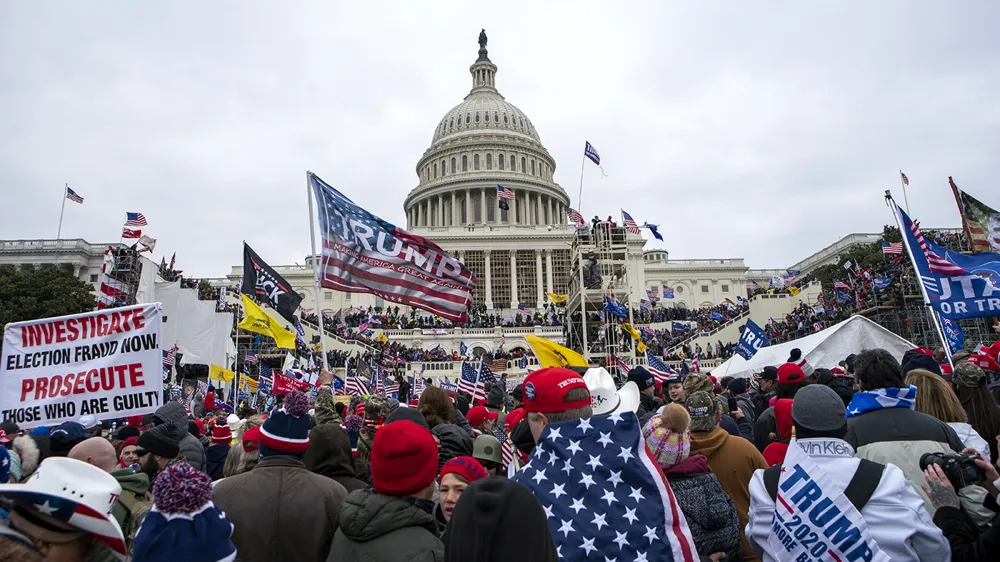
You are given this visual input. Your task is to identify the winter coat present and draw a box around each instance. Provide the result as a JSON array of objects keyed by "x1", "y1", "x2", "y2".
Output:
[
  {"x1": 327, "y1": 489, "x2": 444, "y2": 562},
  {"x1": 432, "y1": 424, "x2": 473, "y2": 472},
  {"x1": 453, "y1": 410, "x2": 475, "y2": 439},
  {"x1": 746, "y1": 437, "x2": 950, "y2": 561},
  {"x1": 817, "y1": 371, "x2": 853, "y2": 406},
  {"x1": 304, "y1": 424, "x2": 368, "y2": 493},
  {"x1": 948, "y1": 422, "x2": 991, "y2": 463},
  {"x1": 690, "y1": 427, "x2": 768, "y2": 562},
  {"x1": 752, "y1": 407, "x2": 776, "y2": 452},
  {"x1": 313, "y1": 387, "x2": 344, "y2": 427},
  {"x1": 638, "y1": 392, "x2": 665, "y2": 419},
  {"x1": 845, "y1": 406, "x2": 965, "y2": 517},
  {"x1": 110, "y1": 468, "x2": 151, "y2": 557},
  {"x1": 730, "y1": 393, "x2": 757, "y2": 427},
  {"x1": 11, "y1": 435, "x2": 40, "y2": 481},
  {"x1": 748, "y1": 390, "x2": 773, "y2": 421},
  {"x1": 933, "y1": 504, "x2": 1000, "y2": 562},
  {"x1": 662, "y1": 455, "x2": 743, "y2": 561},
  {"x1": 151, "y1": 401, "x2": 205, "y2": 471},
  {"x1": 192, "y1": 396, "x2": 206, "y2": 419},
  {"x1": 205, "y1": 444, "x2": 230, "y2": 482},
  {"x1": 214, "y1": 455, "x2": 348, "y2": 562}
]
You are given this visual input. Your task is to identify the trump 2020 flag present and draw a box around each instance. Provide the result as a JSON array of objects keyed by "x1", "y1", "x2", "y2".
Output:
[
  {"x1": 941, "y1": 317, "x2": 964, "y2": 355},
  {"x1": 512, "y1": 413, "x2": 698, "y2": 561},
  {"x1": 309, "y1": 172, "x2": 475, "y2": 322},
  {"x1": 735, "y1": 319, "x2": 769, "y2": 360}
]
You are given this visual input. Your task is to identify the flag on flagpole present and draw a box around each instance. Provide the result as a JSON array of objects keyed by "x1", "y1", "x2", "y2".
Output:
[
  {"x1": 644, "y1": 223, "x2": 664, "y2": 241},
  {"x1": 900, "y1": 170, "x2": 909, "y2": 186},
  {"x1": 122, "y1": 228, "x2": 142, "y2": 239},
  {"x1": 124, "y1": 212, "x2": 147, "y2": 226},
  {"x1": 621, "y1": 210, "x2": 642, "y2": 235},
  {"x1": 881, "y1": 241, "x2": 903, "y2": 255},
  {"x1": 567, "y1": 208, "x2": 585, "y2": 225},
  {"x1": 65, "y1": 187, "x2": 84, "y2": 204},
  {"x1": 496, "y1": 184, "x2": 515, "y2": 200},
  {"x1": 584, "y1": 141, "x2": 601, "y2": 165}
]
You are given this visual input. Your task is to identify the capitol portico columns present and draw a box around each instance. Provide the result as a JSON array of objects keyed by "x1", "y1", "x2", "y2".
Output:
[
  {"x1": 545, "y1": 249, "x2": 554, "y2": 293},
  {"x1": 535, "y1": 249, "x2": 543, "y2": 308},
  {"x1": 481, "y1": 188, "x2": 487, "y2": 225},
  {"x1": 484, "y1": 251, "x2": 493, "y2": 309},
  {"x1": 465, "y1": 190, "x2": 471, "y2": 225},
  {"x1": 509, "y1": 251, "x2": 518, "y2": 309}
]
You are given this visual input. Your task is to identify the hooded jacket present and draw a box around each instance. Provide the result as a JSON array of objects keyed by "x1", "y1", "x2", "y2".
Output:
[
  {"x1": 690, "y1": 426, "x2": 768, "y2": 562},
  {"x1": 432, "y1": 424, "x2": 473, "y2": 472},
  {"x1": 661, "y1": 455, "x2": 742, "y2": 561},
  {"x1": 214, "y1": 455, "x2": 348, "y2": 562},
  {"x1": 304, "y1": 424, "x2": 367, "y2": 493},
  {"x1": 327, "y1": 489, "x2": 444, "y2": 562},
  {"x1": 110, "y1": 468, "x2": 151, "y2": 555},
  {"x1": 152, "y1": 402, "x2": 205, "y2": 471},
  {"x1": 205, "y1": 443, "x2": 230, "y2": 482},
  {"x1": 746, "y1": 438, "x2": 950, "y2": 561}
]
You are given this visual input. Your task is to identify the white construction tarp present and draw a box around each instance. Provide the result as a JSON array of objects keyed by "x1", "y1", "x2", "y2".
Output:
[
  {"x1": 710, "y1": 315, "x2": 915, "y2": 379},
  {"x1": 146, "y1": 280, "x2": 234, "y2": 367}
]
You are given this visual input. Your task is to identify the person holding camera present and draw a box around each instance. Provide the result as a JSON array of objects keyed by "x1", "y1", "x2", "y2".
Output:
[{"x1": 922, "y1": 439, "x2": 1000, "y2": 561}]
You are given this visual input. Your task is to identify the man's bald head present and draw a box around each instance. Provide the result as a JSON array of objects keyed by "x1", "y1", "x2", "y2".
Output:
[{"x1": 68, "y1": 437, "x2": 117, "y2": 473}]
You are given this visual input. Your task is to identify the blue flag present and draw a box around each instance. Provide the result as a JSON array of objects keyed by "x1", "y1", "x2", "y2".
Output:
[
  {"x1": 709, "y1": 311, "x2": 724, "y2": 322},
  {"x1": 895, "y1": 202, "x2": 1000, "y2": 319},
  {"x1": 584, "y1": 141, "x2": 600, "y2": 165},
  {"x1": 835, "y1": 289, "x2": 854, "y2": 303},
  {"x1": 734, "y1": 319, "x2": 769, "y2": 360},
  {"x1": 645, "y1": 223, "x2": 664, "y2": 241},
  {"x1": 662, "y1": 287, "x2": 675, "y2": 299},
  {"x1": 873, "y1": 277, "x2": 892, "y2": 289},
  {"x1": 941, "y1": 317, "x2": 965, "y2": 355},
  {"x1": 604, "y1": 297, "x2": 627, "y2": 318},
  {"x1": 671, "y1": 321, "x2": 689, "y2": 333},
  {"x1": 460, "y1": 341, "x2": 468, "y2": 356}
]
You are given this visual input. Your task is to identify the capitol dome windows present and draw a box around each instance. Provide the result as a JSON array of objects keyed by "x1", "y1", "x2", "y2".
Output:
[
  {"x1": 475, "y1": 113, "x2": 480, "y2": 123},
  {"x1": 462, "y1": 155, "x2": 468, "y2": 172},
  {"x1": 451, "y1": 158, "x2": 456, "y2": 174},
  {"x1": 466, "y1": 114, "x2": 471, "y2": 125},
  {"x1": 498, "y1": 153, "x2": 505, "y2": 170},
  {"x1": 494, "y1": 112, "x2": 499, "y2": 123},
  {"x1": 474, "y1": 154, "x2": 480, "y2": 170},
  {"x1": 434, "y1": 163, "x2": 438, "y2": 179},
  {"x1": 441, "y1": 160, "x2": 446, "y2": 176},
  {"x1": 521, "y1": 157, "x2": 526, "y2": 173},
  {"x1": 509, "y1": 155, "x2": 516, "y2": 170},
  {"x1": 503, "y1": 114, "x2": 508, "y2": 124},
  {"x1": 531, "y1": 159, "x2": 535, "y2": 175},
  {"x1": 486, "y1": 153, "x2": 493, "y2": 170}
]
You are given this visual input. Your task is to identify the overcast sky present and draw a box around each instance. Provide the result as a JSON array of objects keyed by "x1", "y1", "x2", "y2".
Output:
[{"x1": 2, "y1": 2, "x2": 998, "y2": 277}]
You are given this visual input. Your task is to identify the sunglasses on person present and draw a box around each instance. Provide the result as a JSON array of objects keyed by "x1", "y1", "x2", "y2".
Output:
[{"x1": 134, "y1": 448, "x2": 149, "y2": 457}]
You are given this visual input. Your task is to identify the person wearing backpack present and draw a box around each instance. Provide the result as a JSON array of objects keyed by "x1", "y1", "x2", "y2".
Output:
[{"x1": 746, "y1": 385, "x2": 950, "y2": 561}]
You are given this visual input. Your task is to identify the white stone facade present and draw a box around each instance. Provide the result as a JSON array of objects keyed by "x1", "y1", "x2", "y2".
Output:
[{"x1": 0, "y1": 238, "x2": 116, "y2": 290}]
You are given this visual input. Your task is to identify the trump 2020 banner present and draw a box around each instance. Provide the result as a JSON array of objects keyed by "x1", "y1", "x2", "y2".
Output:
[
  {"x1": 1, "y1": 304, "x2": 164, "y2": 429},
  {"x1": 735, "y1": 319, "x2": 769, "y2": 360},
  {"x1": 309, "y1": 172, "x2": 475, "y2": 322}
]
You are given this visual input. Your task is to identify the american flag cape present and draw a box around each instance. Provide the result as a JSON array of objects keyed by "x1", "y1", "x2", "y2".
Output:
[
  {"x1": 512, "y1": 413, "x2": 698, "y2": 561},
  {"x1": 309, "y1": 172, "x2": 475, "y2": 322}
]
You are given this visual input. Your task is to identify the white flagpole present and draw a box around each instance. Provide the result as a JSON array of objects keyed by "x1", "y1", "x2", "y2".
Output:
[
  {"x1": 885, "y1": 191, "x2": 952, "y2": 366},
  {"x1": 306, "y1": 171, "x2": 332, "y2": 366},
  {"x1": 899, "y1": 170, "x2": 911, "y2": 215},
  {"x1": 576, "y1": 150, "x2": 586, "y2": 218},
  {"x1": 57, "y1": 183, "x2": 68, "y2": 239}
]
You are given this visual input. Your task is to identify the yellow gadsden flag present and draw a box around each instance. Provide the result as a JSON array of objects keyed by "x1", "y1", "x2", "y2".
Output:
[
  {"x1": 238, "y1": 294, "x2": 296, "y2": 349},
  {"x1": 621, "y1": 322, "x2": 641, "y2": 341},
  {"x1": 377, "y1": 332, "x2": 388, "y2": 344},
  {"x1": 209, "y1": 364, "x2": 236, "y2": 383},
  {"x1": 525, "y1": 335, "x2": 588, "y2": 368},
  {"x1": 787, "y1": 286, "x2": 801, "y2": 297},
  {"x1": 546, "y1": 292, "x2": 568, "y2": 303}
]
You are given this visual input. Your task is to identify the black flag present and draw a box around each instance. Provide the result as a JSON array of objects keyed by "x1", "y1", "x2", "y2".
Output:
[{"x1": 242, "y1": 243, "x2": 303, "y2": 324}]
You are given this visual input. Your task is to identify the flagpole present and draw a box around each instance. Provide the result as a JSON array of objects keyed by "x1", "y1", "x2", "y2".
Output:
[
  {"x1": 576, "y1": 152, "x2": 586, "y2": 218},
  {"x1": 305, "y1": 171, "x2": 332, "y2": 368},
  {"x1": 899, "y1": 170, "x2": 911, "y2": 215},
  {"x1": 57, "y1": 183, "x2": 68, "y2": 239},
  {"x1": 885, "y1": 191, "x2": 951, "y2": 361}
]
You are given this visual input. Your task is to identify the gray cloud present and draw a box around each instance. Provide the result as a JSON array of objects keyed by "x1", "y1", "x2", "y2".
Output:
[{"x1": 1, "y1": 1, "x2": 997, "y2": 276}]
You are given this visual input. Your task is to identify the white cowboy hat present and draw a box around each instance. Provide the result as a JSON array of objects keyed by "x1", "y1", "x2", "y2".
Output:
[
  {"x1": 0, "y1": 457, "x2": 126, "y2": 559},
  {"x1": 583, "y1": 367, "x2": 641, "y2": 416}
]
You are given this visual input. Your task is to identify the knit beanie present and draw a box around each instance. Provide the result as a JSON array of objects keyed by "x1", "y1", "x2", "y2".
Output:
[
  {"x1": 114, "y1": 425, "x2": 141, "y2": 441},
  {"x1": 210, "y1": 417, "x2": 233, "y2": 445},
  {"x1": 132, "y1": 463, "x2": 236, "y2": 562},
  {"x1": 792, "y1": 385, "x2": 847, "y2": 438},
  {"x1": 727, "y1": 377, "x2": 748, "y2": 395},
  {"x1": 259, "y1": 391, "x2": 311, "y2": 457},
  {"x1": 438, "y1": 456, "x2": 488, "y2": 484},
  {"x1": 641, "y1": 404, "x2": 691, "y2": 467},
  {"x1": 902, "y1": 353, "x2": 941, "y2": 376},
  {"x1": 138, "y1": 424, "x2": 180, "y2": 458},
  {"x1": 385, "y1": 406, "x2": 430, "y2": 430},
  {"x1": 122, "y1": 436, "x2": 139, "y2": 449},
  {"x1": 787, "y1": 348, "x2": 814, "y2": 377},
  {"x1": 370, "y1": 420, "x2": 438, "y2": 497}
]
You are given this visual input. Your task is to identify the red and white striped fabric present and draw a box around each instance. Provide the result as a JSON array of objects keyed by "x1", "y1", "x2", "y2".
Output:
[
  {"x1": 568, "y1": 208, "x2": 585, "y2": 225},
  {"x1": 345, "y1": 376, "x2": 370, "y2": 396},
  {"x1": 621, "y1": 210, "x2": 642, "y2": 235},
  {"x1": 611, "y1": 355, "x2": 632, "y2": 378},
  {"x1": 501, "y1": 439, "x2": 514, "y2": 469},
  {"x1": 691, "y1": 354, "x2": 701, "y2": 373},
  {"x1": 412, "y1": 374, "x2": 424, "y2": 398},
  {"x1": 496, "y1": 185, "x2": 515, "y2": 200},
  {"x1": 311, "y1": 173, "x2": 475, "y2": 322},
  {"x1": 908, "y1": 217, "x2": 966, "y2": 275}
]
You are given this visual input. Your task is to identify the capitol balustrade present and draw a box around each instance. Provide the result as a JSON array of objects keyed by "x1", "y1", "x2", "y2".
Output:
[{"x1": 403, "y1": 355, "x2": 723, "y2": 380}]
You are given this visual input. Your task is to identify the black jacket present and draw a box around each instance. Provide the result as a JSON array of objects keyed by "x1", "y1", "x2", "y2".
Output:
[
  {"x1": 432, "y1": 424, "x2": 473, "y2": 472},
  {"x1": 304, "y1": 424, "x2": 368, "y2": 493},
  {"x1": 933, "y1": 504, "x2": 1000, "y2": 561},
  {"x1": 327, "y1": 489, "x2": 444, "y2": 562},
  {"x1": 205, "y1": 443, "x2": 229, "y2": 482}
]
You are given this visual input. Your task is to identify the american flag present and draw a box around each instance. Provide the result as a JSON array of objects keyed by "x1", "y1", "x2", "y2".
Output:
[
  {"x1": 124, "y1": 212, "x2": 147, "y2": 226},
  {"x1": 900, "y1": 170, "x2": 909, "y2": 186},
  {"x1": 345, "y1": 372, "x2": 371, "y2": 396},
  {"x1": 621, "y1": 210, "x2": 642, "y2": 235},
  {"x1": 65, "y1": 186, "x2": 84, "y2": 204},
  {"x1": 881, "y1": 241, "x2": 903, "y2": 255},
  {"x1": 902, "y1": 208, "x2": 967, "y2": 275},
  {"x1": 611, "y1": 354, "x2": 632, "y2": 378},
  {"x1": 373, "y1": 366, "x2": 385, "y2": 395},
  {"x1": 163, "y1": 344, "x2": 178, "y2": 367},
  {"x1": 645, "y1": 351, "x2": 675, "y2": 384},
  {"x1": 512, "y1": 413, "x2": 697, "y2": 561},
  {"x1": 691, "y1": 353, "x2": 701, "y2": 373},
  {"x1": 384, "y1": 373, "x2": 400, "y2": 395},
  {"x1": 501, "y1": 439, "x2": 515, "y2": 470},
  {"x1": 568, "y1": 208, "x2": 585, "y2": 225},
  {"x1": 458, "y1": 361, "x2": 487, "y2": 402},
  {"x1": 122, "y1": 228, "x2": 142, "y2": 239},
  {"x1": 310, "y1": 172, "x2": 474, "y2": 323},
  {"x1": 833, "y1": 279, "x2": 851, "y2": 290},
  {"x1": 412, "y1": 372, "x2": 425, "y2": 399},
  {"x1": 497, "y1": 184, "x2": 515, "y2": 200},
  {"x1": 243, "y1": 351, "x2": 258, "y2": 365}
]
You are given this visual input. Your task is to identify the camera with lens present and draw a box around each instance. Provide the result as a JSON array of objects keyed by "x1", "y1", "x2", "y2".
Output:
[{"x1": 920, "y1": 452, "x2": 985, "y2": 489}]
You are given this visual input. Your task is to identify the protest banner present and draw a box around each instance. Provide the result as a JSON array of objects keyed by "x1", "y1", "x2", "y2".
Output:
[{"x1": 1, "y1": 304, "x2": 163, "y2": 429}]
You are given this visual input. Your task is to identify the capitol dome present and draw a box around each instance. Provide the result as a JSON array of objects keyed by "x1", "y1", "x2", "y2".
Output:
[{"x1": 404, "y1": 34, "x2": 570, "y2": 231}]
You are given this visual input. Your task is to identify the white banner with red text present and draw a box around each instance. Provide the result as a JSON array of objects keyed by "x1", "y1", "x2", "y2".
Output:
[{"x1": 1, "y1": 304, "x2": 164, "y2": 429}]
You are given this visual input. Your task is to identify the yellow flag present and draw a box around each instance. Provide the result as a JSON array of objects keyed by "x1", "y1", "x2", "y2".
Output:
[
  {"x1": 245, "y1": 376, "x2": 258, "y2": 393},
  {"x1": 238, "y1": 294, "x2": 297, "y2": 349},
  {"x1": 546, "y1": 292, "x2": 568, "y2": 303},
  {"x1": 637, "y1": 341, "x2": 647, "y2": 353},
  {"x1": 788, "y1": 286, "x2": 801, "y2": 296},
  {"x1": 377, "y1": 332, "x2": 388, "y2": 344},
  {"x1": 525, "y1": 335, "x2": 588, "y2": 368},
  {"x1": 210, "y1": 364, "x2": 236, "y2": 383},
  {"x1": 622, "y1": 322, "x2": 641, "y2": 341}
]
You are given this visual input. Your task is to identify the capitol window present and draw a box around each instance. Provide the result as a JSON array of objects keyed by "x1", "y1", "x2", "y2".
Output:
[
  {"x1": 494, "y1": 112, "x2": 499, "y2": 123},
  {"x1": 677, "y1": 286, "x2": 684, "y2": 294},
  {"x1": 503, "y1": 114, "x2": 508, "y2": 124},
  {"x1": 486, "y1": 153, "x2": 492, "y2": 170},
  {"x1": 498, "y1": 153, "x2": 505, "y2": 170},
  {"x1": 434, "y1": 163, "x2": 438, "y2": 178},
  {"x1": 722, "y1": 284, "x2": 730, "y2": 292},
  {"x1": 462, "y1": 155, "x2": 468, "y2": 171},
  {"x1": 451, "y1": 158, "x2": 456, "y2": 173},
  {"x1": 450, "y1": 118, "x2": 454, "y2": 129},
  {"x1": 474, "y1": 154, "x2": 480, "y2": 170},
  {"x1": 484, "y1": 113, "x2": 489, "y2": 122},
  {"x1": 521, "y1": 157, "x2": 526, "y2": 173},
  {"x1": 510, "y1": 155, "x2": 516, "y2": 170},
  {"x1": 701, "y1": 285, "x2": 709, "y2": 293},
  {"x1": 466, "y1": 114, "x2": 471, "y2": 124},
  {"x1": 475, "y1": 113, "x2": 480, "y2": 123},
  {"x1": 531, "y1": 160, "x2": 535, "y2": 175}
]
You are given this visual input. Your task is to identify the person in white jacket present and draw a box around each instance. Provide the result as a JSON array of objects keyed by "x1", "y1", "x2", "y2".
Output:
[{"x1": 746, "y1": 385, "x2": 950, "y2": 562}]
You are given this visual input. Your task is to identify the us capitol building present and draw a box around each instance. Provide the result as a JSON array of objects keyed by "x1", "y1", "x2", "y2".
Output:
[{"x1": 3, "y1": 33, "x2": 846, "y2": 324}]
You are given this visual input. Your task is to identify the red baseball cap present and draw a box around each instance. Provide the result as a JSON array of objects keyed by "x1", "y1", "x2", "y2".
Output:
[
  {"x1": 467, "y1": 405, "x2": 498, "y2": 428},
  {"x1": 521, "y1": 367, "x2": 590, "y2": 414},
  {"x1": 777, "y1": 363, "x2": 805, "y2": 385},
  {"x1": 505, "y1": 407, "x2": 526, "y2": 432},
  {"x1": 968, "y1": 354, "x2": 1000, "y2": 372}
]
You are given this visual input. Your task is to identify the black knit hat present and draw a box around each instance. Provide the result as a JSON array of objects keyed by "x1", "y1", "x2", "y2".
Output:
[
  {"x1": 137, "y1": 424, "x2": 180, "y2": 458},
  {"x1": 114, "y1": 425, "x2": 141, "y2": 441},
  {"x1": 627, "y1": 366, "x2": 655, "y2": 391}
]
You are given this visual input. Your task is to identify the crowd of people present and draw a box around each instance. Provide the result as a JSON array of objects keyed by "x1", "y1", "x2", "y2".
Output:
[{"x1": 4, "y1": 337, "x2": 1000, "y2": 560}]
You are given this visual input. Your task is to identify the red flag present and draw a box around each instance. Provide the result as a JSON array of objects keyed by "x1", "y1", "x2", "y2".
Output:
[{"x1": 122, "y1": 228, "x2": 142, "y2": 239}]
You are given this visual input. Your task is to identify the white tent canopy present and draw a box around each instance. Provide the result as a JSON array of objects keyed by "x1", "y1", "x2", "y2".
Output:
[{"x1": 710, "y1": 315, "x2": 916, "y2": 379}]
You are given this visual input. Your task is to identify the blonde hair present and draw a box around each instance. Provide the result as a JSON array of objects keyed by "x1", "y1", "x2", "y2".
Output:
[{"x1": 905, "y1": 369, "x2": 967, "y2": 423}]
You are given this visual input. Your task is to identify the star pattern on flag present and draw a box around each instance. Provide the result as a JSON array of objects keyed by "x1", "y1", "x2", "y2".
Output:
[{"x1": 512, "y1": 413, "x2": 696, "y2": 561}]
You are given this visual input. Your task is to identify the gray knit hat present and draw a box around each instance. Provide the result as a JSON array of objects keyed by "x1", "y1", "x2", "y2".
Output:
[{"x1": 791, "y1": 385, "x2": 846, "y2": 432}]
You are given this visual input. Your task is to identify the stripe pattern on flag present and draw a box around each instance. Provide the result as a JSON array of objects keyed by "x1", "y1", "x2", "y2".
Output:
[
  {"x1": 622, "y1": 210, "x2": 642, "y2": 234},
  {"x1": 65, "y1": 187, "x2": 84, "y2": 203},
  {"x1": 881, "y1": 241, "x2": 903, "y2": 255},
  {"x1": 125, "y1": 212, "x2": 148, "y2": 226},
  {"x1": 908, "y1": 217, "x2": 967, "y2": 274},
  {"x1": 568, "y1": 208, "x2": 585, "y2": 225},
  {"x1": 497, "y1": 185, "x2": 515, "y2": 200}
]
